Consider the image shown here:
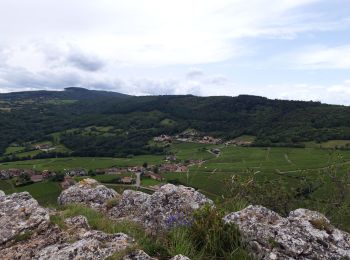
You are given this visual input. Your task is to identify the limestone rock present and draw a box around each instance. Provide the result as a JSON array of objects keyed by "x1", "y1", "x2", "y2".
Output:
[
  {"x1": 0, "y1": 225, "x2": 65, "y2": 259},
  {"x1": 109, "y1": 184, "x2": 212, "y2": 231},
  {"x1": 170, "y1": 254, "x2": 191, "y2": 260},
  {"x1": 0, "y1": 191, "x2": 134, "y2": 259},
  {"x1": 0, "y1": 190, "x2": 5, "y2": 196},
  {"x1": 64, "y1": 215, "x2": 90, "y2": 230},
  {"x1": 58, "y1": 178, "x2": 118, "y2": 209},
  {"x1": 36, "y1": 232, "x2": 133, "y2": 260},
  {"x1": 123, "y1": 249, "x2": 156, "y2": 259},
  {"x1": 109, "y1": 190, "x2": 150, "y2": 220},
  {"x1": 0, "y1": 191, "x2": 50, "y2": 247},
  {"x1": 224, "y1": 205, "x2": 350, "y2": 259}
]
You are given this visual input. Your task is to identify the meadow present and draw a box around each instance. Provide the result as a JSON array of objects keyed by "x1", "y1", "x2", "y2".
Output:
[
  {"x1": 0, "y1": 155, "x2": 164, "y2": 171},
  {"x1": 1, "y1": 142, "x2": 350, "y2": 230}
]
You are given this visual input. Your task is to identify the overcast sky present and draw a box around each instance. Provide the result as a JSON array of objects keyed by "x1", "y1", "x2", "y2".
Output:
[{"x1": 0, "y1": 0, "x2": 350, "y2": 104}]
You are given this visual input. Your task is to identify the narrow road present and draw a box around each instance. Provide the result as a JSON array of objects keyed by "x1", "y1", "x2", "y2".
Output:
[
  {"x1": 106, "y1": 183, "x2": 157, "y2": 192},
  {"x1": 135, "y1": 172, "x2": 141, "y2": 187}
]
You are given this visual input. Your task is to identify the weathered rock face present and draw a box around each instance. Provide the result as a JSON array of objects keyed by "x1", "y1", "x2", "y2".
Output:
[
  {"x1": 58, "y1": 178, "x2": 119, "y2": 209},
  {"x1": 109, "y1": 184, "x2": 213, "y2": 231},
  {"x1": 123, "y1": 249, "x2": 156, "y2": 260},
  {"x1": 64, "y1": 215, "x2": 91, "y2": 230},
  {"x1": 0, "y1": 190, "x2": 5, "y2": 197},
  {"x1": 0, "y1": 190, "x2": 134, "y2": 259},
  {"x1": 224, "y1": 205, "x2": 350, "y2": 260},
  {"x1": 36, "y1": 231, "x2": 133, "y2": 260},
  {"x1": 0, "y1": 191, "x2": 50, "y2": 247},
  {"x1": 109, "y1": 190, "x2": 150, "y2": 220},
  {"x1": 122, "y1": 251, "x2": 189, "y2": 260}
]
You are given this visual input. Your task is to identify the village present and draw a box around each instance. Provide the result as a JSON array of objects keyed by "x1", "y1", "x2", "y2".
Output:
[
  {"x1": 0, "y1": 154, "x2": 204, "y2": 190},
  {"x1": 153, "y1": 129, "x2": 253, "y2": 146}
]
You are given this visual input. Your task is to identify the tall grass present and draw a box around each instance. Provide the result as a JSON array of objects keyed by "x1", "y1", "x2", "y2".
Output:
[
  {"x1": 50, "y1": 203, "x2": 251, "y2": 259},
  {"x1": 166, "y1": 205, "x2": 250, "y2": 259}
]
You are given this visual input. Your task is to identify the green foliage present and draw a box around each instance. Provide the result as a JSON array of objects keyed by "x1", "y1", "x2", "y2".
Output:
[
  {"x1": 165, "y1": 205, "x2": 250, "y2": 259},
  {"x1": 106, "y1": 198, "x2": 120, "y2": 210},
  {"x1": 13, "y1": 231, "x2": 33, "y2": 242},
  {"x1": 189, "y1": 205, "x2": 249, "y2": 259},
  {"x1": 51, "y1": 173, "x2": 65, "y2": 182},
  {"x1": 2, "y1": 88, "x2": 350, "y2": 157},
  {"x1": 167, "y1": 227, "x2": 197, "y2": 258},
  {"x1": 49, "y1": 214, "x2": 66, "y2": 230}
]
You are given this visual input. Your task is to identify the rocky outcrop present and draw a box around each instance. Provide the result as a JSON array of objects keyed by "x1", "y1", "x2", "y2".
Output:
[
  {"x1": 224, "y1": 205, "x2": 350, "y2": 259},
  {"x1": 64, "y1": 215, "x2": 91, "y2": 230},
  {"x1": 58, "y1": 178, "x2": 119, "y2": 209},
  {"x1": 123, "y1": 250, "x2": 156, "y2": 260},
  {"x1": 0, "y1": 191, "x2": 134, "y2": 259},
  {"x1": 0, "y1": 190, "x2": 5, "y2": 196},
  {"x1": 35, "y1": 231, "x2": 133, "y2": 260},
  {"x1": 122, "y1": 251, "x2": 190, "y2": 260},
  {"x1": 109, "y1": 184, "x2": 213, "y2": 231},
  {"x1": 0, "y1": 191, "x2": 50, "y2": 247},
  {"x1": 109, "y1": 190, "x2": 150, "y2": 220}
]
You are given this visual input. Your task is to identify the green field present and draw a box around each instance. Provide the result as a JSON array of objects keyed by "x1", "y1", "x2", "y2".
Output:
[
  {"x1": 0, "y1": 155, "x2": 164, "y2": 171},
  {"x1": 2, "y1": 143, "x2": 350, "y2": 230},
  {"x1": 163, "y1": 145, "x2": 350, "y2": 197},
  {"x1": 4, "y1": 146, "x2": 25, "y2": 155},
  {"x1": 0, "y1": 180, "x2": 61, "y2": 206}
]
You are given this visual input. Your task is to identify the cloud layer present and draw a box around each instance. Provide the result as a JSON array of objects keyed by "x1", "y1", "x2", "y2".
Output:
[{"x1": 0, "y1": 0, "x2": 350, "y2": 104}]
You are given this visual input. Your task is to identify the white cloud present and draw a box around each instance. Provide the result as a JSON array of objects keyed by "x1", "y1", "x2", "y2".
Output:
[
  {"x1": 0, "y1": 0, "x2": 339, "y2": 69},
  {"x1": 0, "y1": 0, "x2": 350, "y2": 105},
  {"x1": 249, "y1": 80, "x2": 350, "y2": 105},
  {"x1": 291, "y1": 45, "x2": 350, "y2": 69}
]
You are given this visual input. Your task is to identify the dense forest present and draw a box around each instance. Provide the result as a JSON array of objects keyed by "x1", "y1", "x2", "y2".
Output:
[{"x1": 1, "y1": 87, "x2": 350, "y2": 157}]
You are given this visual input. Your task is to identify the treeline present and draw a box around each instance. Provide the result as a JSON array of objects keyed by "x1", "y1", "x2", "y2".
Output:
[{"x1": 1, "y1": 88, "x2": 350, "y2": 157}]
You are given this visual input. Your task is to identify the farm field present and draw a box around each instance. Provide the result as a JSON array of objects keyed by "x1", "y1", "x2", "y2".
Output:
[
  {"x1": 0, "y1": 155, "x2": 164, "y2": 171},
  {"x1": 1, "y1": 143, "x2": 350, "y2": 218},
  {"x1": 164, "y1": 145, "x2": 350, "y2": 200},
  {"x1": 0, "y1": 180, "x2": 61, "y2": 206}
]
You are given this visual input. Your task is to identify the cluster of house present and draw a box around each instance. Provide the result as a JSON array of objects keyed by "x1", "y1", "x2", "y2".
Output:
[
  {"x1": 153, "y1": 134, "x2": 173, "y2": 143},
  {"x1": 154, "y1": 130, "x2": 222, "y2": 145},
  {"x1": 34, "y1": 144, "x2": 56, "y2": 152},
  {"x1": 224, "y1": 139, "x2": 253, "y2": 146},
  {"x1": 0, "y1": 168, "x2": 56, "y2": 183},
  {"x1": 64, "y1": 168, "x2": 88, "y2": 177},
  {"x1": 158, "y1": 163, "x2": 188, "y2": 173}
]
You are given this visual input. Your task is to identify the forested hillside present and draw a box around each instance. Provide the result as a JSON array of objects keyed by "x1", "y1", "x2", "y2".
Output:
[{"x1": 1, "y1": 88, "x2": 350, "y2": 158}]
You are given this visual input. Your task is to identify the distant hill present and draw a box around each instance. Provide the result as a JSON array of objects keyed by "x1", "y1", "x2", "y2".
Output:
[
  {"x1": 0, "y1": 87, "x2": 130, "y2": 101},
  {"x1": 0, "y1": 88, "x2": 350, "y2": 158}
]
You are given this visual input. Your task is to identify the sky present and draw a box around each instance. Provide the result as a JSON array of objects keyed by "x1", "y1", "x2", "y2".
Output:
[{"x1": 0, "y1": 0, "x2": 350, "y2": 105}]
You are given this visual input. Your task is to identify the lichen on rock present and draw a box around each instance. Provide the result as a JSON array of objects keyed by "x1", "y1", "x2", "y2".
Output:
[
  {"x1": 224, "y1": 205, "x2": 350, "y2": 259},
  {"x1": 57, "y1": 178, "x2": 119, "y2": 209},
  {"x1": 109, "y1": 184, "x2": 213, "y2": 231},
  {"x1": 0, "y1": 191, "x2": 50, "y2": 247},
  {"x1": 0, "y1": 191, "x2": 134, "y2": 259}
]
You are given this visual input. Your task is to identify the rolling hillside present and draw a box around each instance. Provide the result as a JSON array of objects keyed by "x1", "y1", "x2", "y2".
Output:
[{"x1": 1, "y1": 88, "x2": 350, "y2": 157}]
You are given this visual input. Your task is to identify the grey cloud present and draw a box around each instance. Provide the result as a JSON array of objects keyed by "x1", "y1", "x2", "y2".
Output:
[
  {"x1": 186, "y1": 68, "x2": 204, "y2": 79},
  {"x1": 0, "y1": 67, "x2": 82, "y2": 90},
  {"x1": 66, "y1": 50, "x2": 106, "y2": 72}
]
